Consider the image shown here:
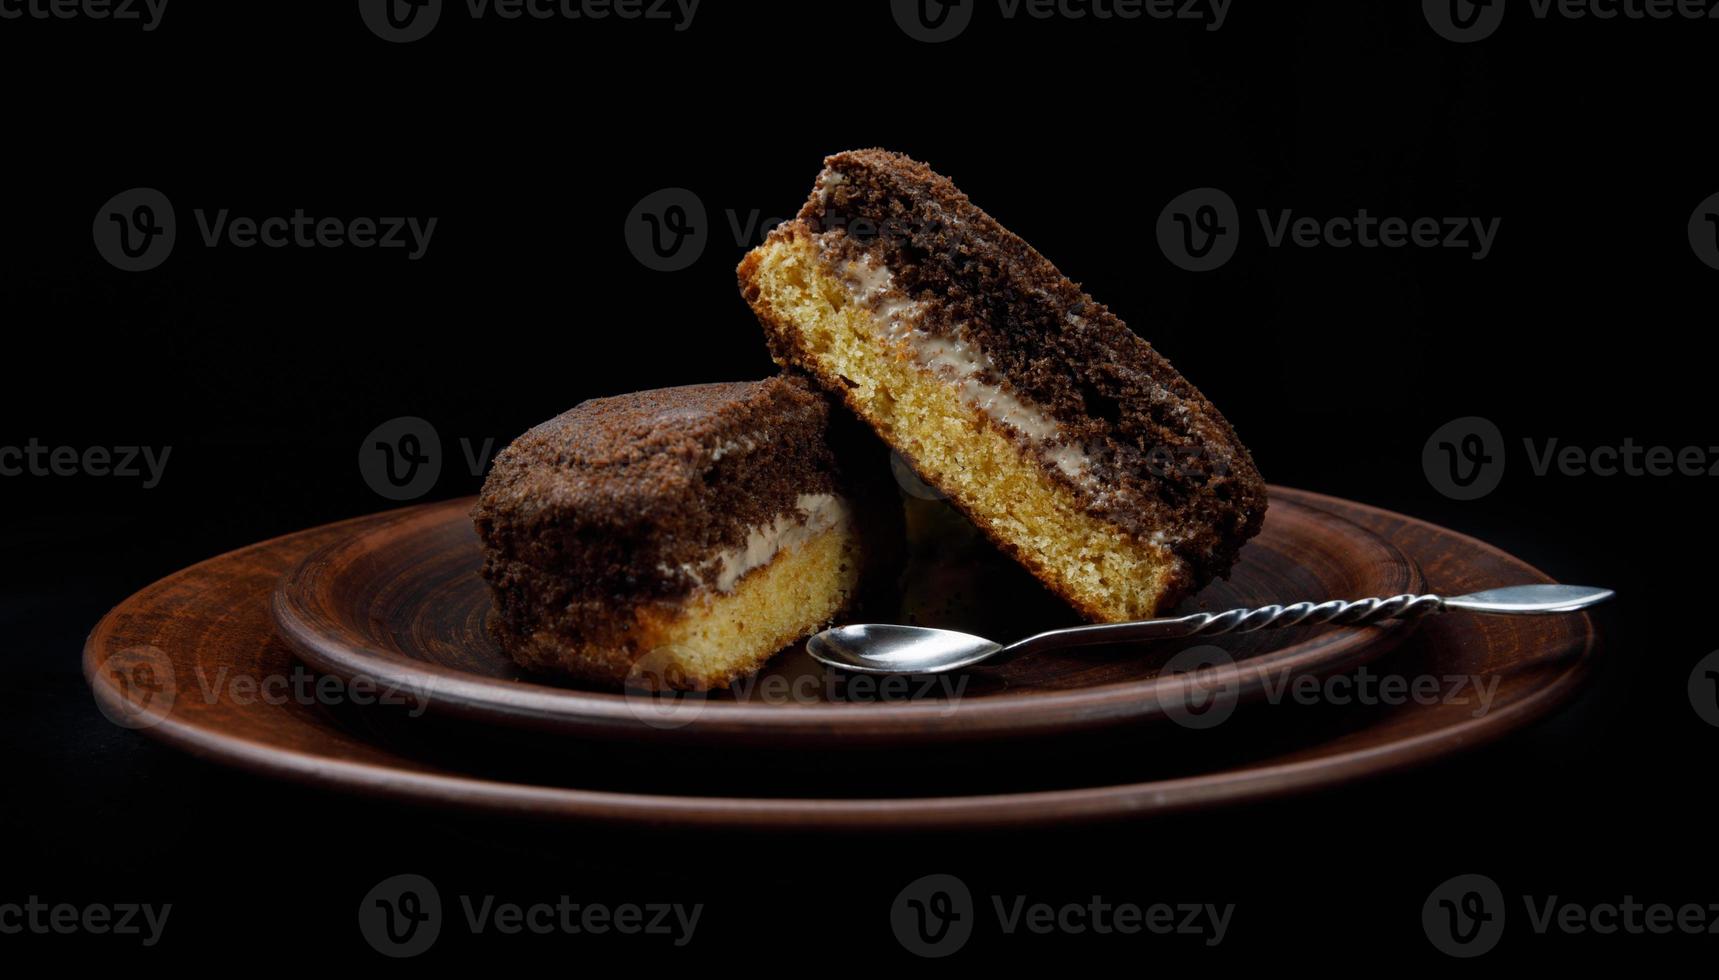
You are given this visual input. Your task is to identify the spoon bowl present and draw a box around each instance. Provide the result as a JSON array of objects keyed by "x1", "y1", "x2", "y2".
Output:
[{"x1": 806, "y1": 624, "x2": 1003, "y2": 675}]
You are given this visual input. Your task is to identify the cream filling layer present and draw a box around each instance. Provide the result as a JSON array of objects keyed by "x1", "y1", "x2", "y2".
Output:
[
  {"x1": 662, "y1": 493, "x2": 853, "y2": 595},
  {"x1": 817, "y1": 235, "x2": 1093, "y2": 483}
]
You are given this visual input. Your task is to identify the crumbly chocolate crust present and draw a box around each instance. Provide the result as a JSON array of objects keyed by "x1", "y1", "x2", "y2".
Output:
[
  {"x1": 745, "y1": 149, "x2": 1267, "y2": 592},
  {"x1": 474, "y1": 377, "x2": 844, "y2": 653}
]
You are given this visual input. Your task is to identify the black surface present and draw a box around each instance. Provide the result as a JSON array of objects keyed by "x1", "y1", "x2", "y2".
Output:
[{"x1": 3, "y1": 0, "x2": 1711, "y2": 965}]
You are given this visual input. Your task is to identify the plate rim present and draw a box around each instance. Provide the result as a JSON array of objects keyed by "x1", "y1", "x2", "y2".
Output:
[
  {"x1": 81, "y1": 487, "x2": 1599, "y2": 831},
  {"x1": 268, "y1": 489, "x2": 1426, "y2": 742}
]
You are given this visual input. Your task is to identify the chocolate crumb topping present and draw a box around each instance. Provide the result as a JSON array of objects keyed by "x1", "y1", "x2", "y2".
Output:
[{"x1": 474, "y1": 377, "x2": 846, "y2": 646}]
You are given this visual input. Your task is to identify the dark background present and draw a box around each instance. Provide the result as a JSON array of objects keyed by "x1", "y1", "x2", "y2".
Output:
[{"x1": 4, "y1": 0, "x2": 1712, "y2": 965}]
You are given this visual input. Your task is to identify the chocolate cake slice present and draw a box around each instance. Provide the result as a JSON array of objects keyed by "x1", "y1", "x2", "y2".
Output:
[
  {"x1": 474, "y1": 377, "x2": 871, "y2": 690},
  {"x1": 738, "y1": 150, "x2": 1266, "y2": 621}
]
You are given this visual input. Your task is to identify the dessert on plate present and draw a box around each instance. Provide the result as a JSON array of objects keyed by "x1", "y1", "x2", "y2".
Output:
[
  {"x1": 738, "y1": 149, "x2": 1267, "y2": 621},
  {"x1": 474, "y1": 377, "x2": 878, "y2": 690}
]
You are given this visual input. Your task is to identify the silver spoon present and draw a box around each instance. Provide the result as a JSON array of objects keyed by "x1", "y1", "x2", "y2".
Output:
[{"x1": 807, "y1": 584, "x2": 1614, "y2": 675}]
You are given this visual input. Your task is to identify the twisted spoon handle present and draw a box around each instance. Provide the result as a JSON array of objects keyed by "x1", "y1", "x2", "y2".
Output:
[
  {"x1": 1179, "y1": 594, "x2": 1442, "y2": 636},
  {"x1": 1000, "y1": 584, "x2": 1613, "y2": 658}
]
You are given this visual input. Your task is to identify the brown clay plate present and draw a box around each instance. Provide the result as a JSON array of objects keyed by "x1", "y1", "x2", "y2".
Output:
[
  {"x1": 267, "y1": 491, "x2": 1422, "y2": 744},
  {"x1": 82, "y1": 488, "x2": 1598, "y2": 830}
]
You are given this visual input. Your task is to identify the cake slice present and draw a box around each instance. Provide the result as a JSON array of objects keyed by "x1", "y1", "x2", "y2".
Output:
[
  {"x1": 738, "y1": 150, "x2": 1267, "y2": 622},
  {"x1": 473, "y1": 377, "x2": 872, "y2": 690}
]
